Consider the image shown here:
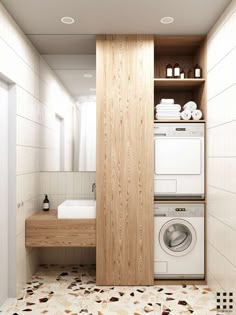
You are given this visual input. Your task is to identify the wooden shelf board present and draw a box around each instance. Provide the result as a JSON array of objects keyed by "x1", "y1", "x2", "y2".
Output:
[
  {"x1": 154, "y1": 120, "x2": 206, "y2": 123},
  {"x1": 154, "y1": 78, "x2": 205, "y2": 89},
  {"x1": 154, "y1": 200, "x2": 206, "y2": 204}
]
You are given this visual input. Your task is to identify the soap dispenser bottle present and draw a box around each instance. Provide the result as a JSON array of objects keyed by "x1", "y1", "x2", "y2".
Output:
[{"x1": 43, "y1": 194, "x2": 50, "y2": 211}]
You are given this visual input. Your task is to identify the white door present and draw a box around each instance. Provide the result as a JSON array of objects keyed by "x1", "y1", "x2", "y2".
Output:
[
  {"x1": 155, "y1": 138, "x2": 202, "y2": 175},
  {"x1": 0, "y1": 80, "x2": 9, "y2": 306}
]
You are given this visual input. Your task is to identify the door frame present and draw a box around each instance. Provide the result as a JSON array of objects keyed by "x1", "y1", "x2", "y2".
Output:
[{"x1": 0, "y1": 72, "x2": 17, "y2": 302}]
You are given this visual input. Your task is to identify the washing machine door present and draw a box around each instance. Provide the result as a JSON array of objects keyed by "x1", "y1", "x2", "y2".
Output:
[{"x1": 159, "y1": 219, "x2": 197, "y2": 257}]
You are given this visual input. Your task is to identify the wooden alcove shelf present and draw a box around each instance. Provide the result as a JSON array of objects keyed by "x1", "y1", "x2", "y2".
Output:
[
  {"x1": 154, "y1": 78, "x2": 205, "y2": 90},
  {"x1": 154, "y1": 120, "x2": 206, "y2": 123},
  {"x1": 154, "y1": 36, "x2": 207, "y2": 120}
]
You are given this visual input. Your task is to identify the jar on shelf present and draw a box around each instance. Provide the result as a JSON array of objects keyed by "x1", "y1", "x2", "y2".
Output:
[
  {"x1": 180, "y1": 70, "x2": 185, "y2": 79},
  {"x1": 173, "y1": 63, "x2": 180, "y2": 78},
  {"x1": 166, "y1": 64, "x2": 173, "y2": 78}
]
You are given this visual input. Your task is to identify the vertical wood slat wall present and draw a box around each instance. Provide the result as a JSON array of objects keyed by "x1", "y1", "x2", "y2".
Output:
[{"x1": 96, "y1": 35, "x2": 154, "y2": 285}]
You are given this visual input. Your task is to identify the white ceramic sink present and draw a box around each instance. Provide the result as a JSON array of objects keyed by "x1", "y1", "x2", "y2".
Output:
[{"x1": 57, "y1": 200, "x2": 96, "y2": 219}]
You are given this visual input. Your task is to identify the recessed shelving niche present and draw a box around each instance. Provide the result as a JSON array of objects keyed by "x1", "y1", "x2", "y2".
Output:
[{"x1": 154, "y1": 36, "x2": 207, "y2": 122}]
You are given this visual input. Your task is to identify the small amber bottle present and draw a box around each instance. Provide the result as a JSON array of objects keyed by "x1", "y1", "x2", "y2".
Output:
[
  {"x1": 188, "y1": 68, "x2": 193, "y2": 78},
  {"x1": 180, "y1": 70, "x2": 185, "y2": 79},
  {"x1": 166, "y1": 64, "x2": 173, "y2": 78}
]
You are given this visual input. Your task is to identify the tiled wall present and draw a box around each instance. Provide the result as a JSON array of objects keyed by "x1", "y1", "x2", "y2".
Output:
[
  {"x1": 207, "y1": 0, "x2": 236, "y2": 301},
  {"x1": 40, "y1": 172, "x2": 96, "y2": 209},
  {"x1": 0, "y1": 3, "x2": 76, "y2": 295}
]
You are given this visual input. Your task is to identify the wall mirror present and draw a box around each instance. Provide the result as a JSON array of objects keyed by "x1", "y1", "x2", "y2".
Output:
[{"x1": 31, "y1": 35, "x2": 96, "y2": 172}]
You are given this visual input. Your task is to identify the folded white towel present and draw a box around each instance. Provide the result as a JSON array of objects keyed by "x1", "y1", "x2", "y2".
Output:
[
  {"x1": 156, "y1": 115, "x2": 181, "y2": 120},
  {"x1": 160, "y1": 98, "x2": 174, "y2": 104},
  {"x1": 156, "y1": 111, "x2": 181, "y2": 116},
  {"x1": 183, "y1": 101, "x2": 197, "y2": 111},
  {"x1": 192, "y1": 109, "x2": 202, "y2": 120},
  {"x1": 181, "y1": 109, "x2": 192, "y2": 120},
  {"x1": 156, "y1": 104, "x2": 181, "y2": 111}
]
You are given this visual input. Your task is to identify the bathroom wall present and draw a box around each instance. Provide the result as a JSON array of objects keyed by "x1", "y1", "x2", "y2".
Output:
[
  {"x1": 207, "y1": 0, "x2": 236, "y2": 300},
  {"x1": 40, "y1": 172, "x2": 96, "y2": 208},
  {"x1": 0, "y1": 3, "x2": 76, "y2": 295}
]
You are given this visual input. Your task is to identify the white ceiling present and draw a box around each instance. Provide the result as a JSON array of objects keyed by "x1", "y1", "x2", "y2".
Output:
[
  {"x1": 28, "y1": 35, "x2": 96, "y2": 55},
  {"x1": 43, "y1": 55, "x2": 96, "y2": 100},
  {"x1": 1, "y1": 0, "x2": 232, "y2": 37}
]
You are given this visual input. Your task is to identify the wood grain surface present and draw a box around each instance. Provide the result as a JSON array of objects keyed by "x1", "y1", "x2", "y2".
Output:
[
  {"x1": 96, "y1": 35, "x2": 154, "y2": 285},
  {"x1": 25, "y1": 210, "x2": 96, "y2": 247}
]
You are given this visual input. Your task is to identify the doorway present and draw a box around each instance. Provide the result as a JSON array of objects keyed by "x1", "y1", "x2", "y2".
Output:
[{"x1": 0, "y1": 79, "x2": 9, "y2": 305}]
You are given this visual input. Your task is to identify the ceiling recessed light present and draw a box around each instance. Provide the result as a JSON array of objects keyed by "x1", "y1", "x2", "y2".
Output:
[
  {"x1": 61, "y1": 16, "x2": 75, "y2": 24},
  {"x1": 89, "y1": 88, "x2": 96, "y2": 92},
  {"x1": 160, "y1": 16, "x2": 174, "y2": 24},
  {"x1": 83, "y1": 73, "x2": 93, "y2": 78}
]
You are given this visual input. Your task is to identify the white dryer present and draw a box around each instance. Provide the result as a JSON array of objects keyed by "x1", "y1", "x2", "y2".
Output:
[
  {"x1": 154, "y1": 123, "x2": 205, "y2": 200},
  {"x1": 154, "y1": 203, "x2": 204, "y2": 279}
]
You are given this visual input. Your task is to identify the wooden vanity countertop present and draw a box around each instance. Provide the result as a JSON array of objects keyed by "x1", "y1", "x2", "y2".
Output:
[{"x1": 25, "y1": 210, "x2": 96, "y2": 247}]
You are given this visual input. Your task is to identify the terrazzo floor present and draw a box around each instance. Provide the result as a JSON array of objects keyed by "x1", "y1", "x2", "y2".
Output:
[{"x1": 1, "y1": 265, "x2": 219, "y2": 315}]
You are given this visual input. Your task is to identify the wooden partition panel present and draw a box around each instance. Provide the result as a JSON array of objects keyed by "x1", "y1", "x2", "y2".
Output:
[{"x1": 96, "y1": 35, "x2": 154, "y2": 285}]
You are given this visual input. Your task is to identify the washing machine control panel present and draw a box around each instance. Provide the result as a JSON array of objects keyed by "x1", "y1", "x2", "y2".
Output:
[{"x1": 154, "y1": 204, "x2": 204, "y2": 217}]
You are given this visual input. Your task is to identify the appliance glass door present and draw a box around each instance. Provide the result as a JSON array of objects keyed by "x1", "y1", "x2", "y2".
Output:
[
  {"x1": 155, "y1": 138, "x2": 202, "y2": 175},
  {"x1": 159, "y1": 219, "x2": 196, "y2": 257}
]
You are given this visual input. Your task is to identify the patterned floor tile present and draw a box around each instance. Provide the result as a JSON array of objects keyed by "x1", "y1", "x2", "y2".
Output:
[{"x1": 0, "y1": 265, "x2": 218, "y2": 315}]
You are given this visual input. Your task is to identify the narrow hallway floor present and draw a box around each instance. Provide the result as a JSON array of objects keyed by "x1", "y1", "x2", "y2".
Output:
[{"x1": 1, "y1": 265, "x2": 218, "y2": 315}]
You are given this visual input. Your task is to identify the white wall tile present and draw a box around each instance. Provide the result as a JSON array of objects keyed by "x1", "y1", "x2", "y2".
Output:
[
  {"x1": 207, "y1": 84, "x2": 236, "y2": 128},
  {"x1": 208, "y1": 157, "x2": 236, "y2": 193},
  {"x1": 208, "y1": 186, "x2": 236, "y2": 231},
  {"x1": 208, "y1": 48, "x2": 236, "y2": 100},
  {"x1": 207, "y1": 1, "x2": 236, "y2": 296},
  {"x1": 16, "y1": 116, "x2": 40, "y2": 148},
  {"x1": 0, "y1": 5, "x2": 39, "y2": 74},
  {"x1": 207, "y1": 9, "x2": 236, "y2": 72},
  {"x1": 16, "y1": 146, "x2": 40, "y2": 175},
  {"x1": 208, "y1": 122, "x2": 236, "y2": 157},
  {"x1": 207, "y1": 271, "x2": 223, "y2": 294}
]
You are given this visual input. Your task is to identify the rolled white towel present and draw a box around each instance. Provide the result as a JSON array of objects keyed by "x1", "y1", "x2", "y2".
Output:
[
  {"x1": 156, "y1": 104, "x2": 181, "y2": 111},
  {"x1": 181, "y1": 109, "x2": 192, "y2": 120},
  {"x1": 183, "y1": 101, "x2": 197, "y2": 112},
  {"x1": 192, "y1": 109, "x2": 202, "y2": 120},
  {"x1": 160, "y1": 98, "x2": 174, "y2": 104}
]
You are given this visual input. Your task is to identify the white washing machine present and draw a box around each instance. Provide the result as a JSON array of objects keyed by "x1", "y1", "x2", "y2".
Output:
[{"x1": 154, "y1": 203, "x2": 204, "y2": 279}]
